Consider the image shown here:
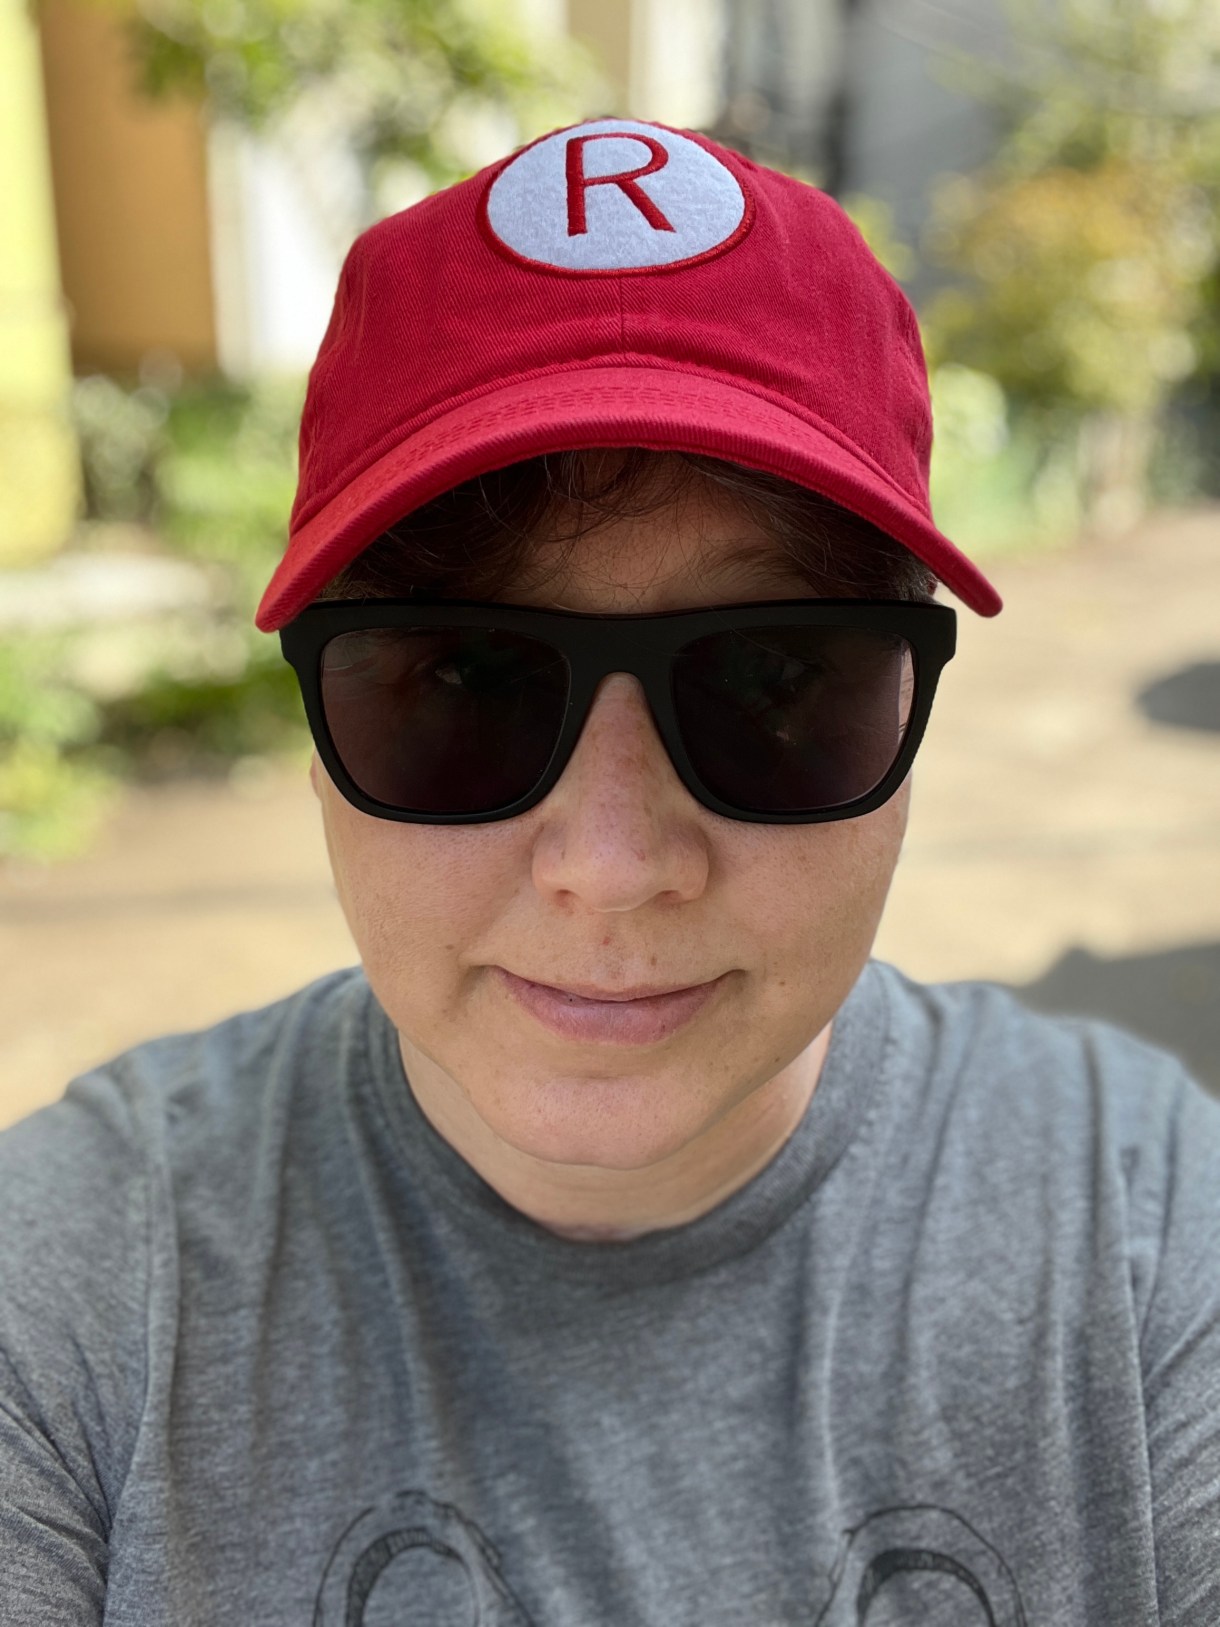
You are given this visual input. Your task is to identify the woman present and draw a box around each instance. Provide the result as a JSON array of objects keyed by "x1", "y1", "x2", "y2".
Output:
[{"x1": 2, "y1": 118, "x2": 1216, "y2": 1625}]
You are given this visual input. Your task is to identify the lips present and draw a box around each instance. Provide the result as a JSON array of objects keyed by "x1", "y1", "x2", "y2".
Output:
[
  {"x1": 529, "y1": 978, "x2": 709, "y2": 1002},
  {"x1": 493, "y1": 967, "x2": 728, "y2": 1045}
]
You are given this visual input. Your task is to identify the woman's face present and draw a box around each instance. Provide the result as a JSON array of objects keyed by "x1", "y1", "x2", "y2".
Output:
[{"x1": 311, "y1": 474, "x2": 913, "y2": 1233}]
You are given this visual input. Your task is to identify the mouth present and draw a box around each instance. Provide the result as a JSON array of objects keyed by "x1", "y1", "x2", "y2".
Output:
[
  {"x1": 492, "y1": 967, "x2": 729, "y2": 1046},
  {"x1": 522, "y1": 977, "x2": 713, "y2": 1003}
]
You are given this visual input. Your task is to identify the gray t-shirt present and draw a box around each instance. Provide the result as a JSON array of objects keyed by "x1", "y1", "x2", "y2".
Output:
[{"x1": 2, "y1": 959, "x2": 1218, "y2": 1624}]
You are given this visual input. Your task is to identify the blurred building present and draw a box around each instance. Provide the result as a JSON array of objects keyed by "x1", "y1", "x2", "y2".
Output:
[
  {"x1": 37, "y1": 0, "x2": 218, "y2": 379},
  {"x1": 714, "y1": 0, "x2": 1003, "y2": 301}
]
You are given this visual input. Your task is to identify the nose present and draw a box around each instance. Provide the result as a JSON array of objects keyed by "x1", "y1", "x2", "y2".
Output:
[{"x1": 529, "y1": 672, "x2": 711, "y2": 911}]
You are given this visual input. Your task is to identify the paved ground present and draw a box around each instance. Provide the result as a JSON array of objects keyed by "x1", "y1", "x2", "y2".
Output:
[{"x1": 3, "y1": 503, "x2": 1219, "y2": 1129}]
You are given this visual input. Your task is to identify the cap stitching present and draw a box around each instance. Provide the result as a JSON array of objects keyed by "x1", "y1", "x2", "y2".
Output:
[
  {"x1": 293, "y1": 359, "x2": 930, "y2": 534},
  {"x1": 474, "y1": 117, "x2": 757, "y2": 280}
]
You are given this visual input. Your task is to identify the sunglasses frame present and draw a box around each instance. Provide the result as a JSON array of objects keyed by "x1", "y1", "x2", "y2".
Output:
[{"x1": 280, "y1": 597, "x2": 957, "y2": 825}]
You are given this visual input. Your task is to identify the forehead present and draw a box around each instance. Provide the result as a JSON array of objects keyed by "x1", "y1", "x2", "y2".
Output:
[{"x1": 499, "y1": 471, "x2": 815, "y2": 616}]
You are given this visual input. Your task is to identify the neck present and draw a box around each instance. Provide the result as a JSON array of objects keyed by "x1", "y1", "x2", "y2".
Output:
[{"x1": 397, "y1": 1025, "x2": 832, "y2": 1242}]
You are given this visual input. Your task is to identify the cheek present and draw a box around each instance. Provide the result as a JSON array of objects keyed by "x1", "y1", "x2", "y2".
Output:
[
  {"x1": 735, "y1": 790, "x2": 908, "y2": 990},
  {"x1": 320, "y1": 788, "x2": 520, "y2": 987}
]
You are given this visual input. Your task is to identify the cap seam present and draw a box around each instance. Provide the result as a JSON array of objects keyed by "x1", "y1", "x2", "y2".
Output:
[{"x1": 292, "y1": 357, "x2": 929, "y2": 535}]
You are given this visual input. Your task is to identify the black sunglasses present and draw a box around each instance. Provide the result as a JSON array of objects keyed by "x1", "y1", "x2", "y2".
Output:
[{"x1": 279, "y1": 598, "x2": 956, "y2": 825}]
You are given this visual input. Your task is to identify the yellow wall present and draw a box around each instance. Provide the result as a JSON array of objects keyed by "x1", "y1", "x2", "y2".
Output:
[
  {"x1": 0, "y1": 0, "x2": 79, "y2": 563},
  {"x1": 37, "y1": 0, "x2": 217, "y2": 377}
]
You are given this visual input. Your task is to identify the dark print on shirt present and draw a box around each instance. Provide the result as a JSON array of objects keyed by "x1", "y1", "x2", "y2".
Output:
[
  {"x1": 814, "y1": 1504, "x2": 1029, "y2": 1624},
  {"x1": 313, "y1": 1489, "x2": 537, "y2": 1625},
  {"x1": 313, "y1": 1491, "x2": 1028, "y2": 1623}
]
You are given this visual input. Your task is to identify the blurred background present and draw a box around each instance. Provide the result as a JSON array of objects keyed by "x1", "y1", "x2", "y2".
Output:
[{"x1": 2, "y1": 0, "x2": 1218, "y2": 1127}]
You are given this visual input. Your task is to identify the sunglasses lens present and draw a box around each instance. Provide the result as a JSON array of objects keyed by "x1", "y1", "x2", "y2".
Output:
[
  {"x1": 320, "y1": 627, "x2": 569, "y2": 814},
  {"x1": 672, "y1": 625, "x2": 915, "y2": 813}
]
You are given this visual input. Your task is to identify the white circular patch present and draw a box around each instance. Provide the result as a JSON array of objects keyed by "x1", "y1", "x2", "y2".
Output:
[{"x1": 484, "y1": 119, "x2": 749, "y2": 272}]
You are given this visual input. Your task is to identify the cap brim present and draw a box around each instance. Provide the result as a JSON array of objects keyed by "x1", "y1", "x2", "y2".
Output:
[{"x1": 255, "y1": 364, "x2": 1002, "y2": 631}]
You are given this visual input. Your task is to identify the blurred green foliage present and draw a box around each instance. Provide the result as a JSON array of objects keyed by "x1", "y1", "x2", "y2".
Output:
[
  {"x1": 928, "y1": 364, "x2": 1086, "y2": 559},
  {"x1": 840, "y1": 194, "x2": 917, "y2": 285},
  {"x1": 125, "y1": 0, "x2": 595, "y2": 212},
  {"x1": 72, "y1": 375, "x2": 169, "y2": 522},
  {"x1": 100, "y1": 376, "x2": 310, "y2": 779},
  {"x1": 0, "y1": 634, "x2": 118, "y2": 862},
  {"x1": 0, "y1": 375, "x2": 310, "y2": 863},
  {"x1": 925, "y1": 160, "x2": 1210, "y2": 416},
  {"x1": 919, "y1": 0, "x2": 1220, "y2": 531},
  {"x1": 153, "y1": 374, "x2": 303, "y2": 593}
]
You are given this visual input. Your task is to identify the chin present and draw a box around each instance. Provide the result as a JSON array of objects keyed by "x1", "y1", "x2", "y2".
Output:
[{"x1": 484, "y1": 1065, "x2": 721, "y2": 1172}]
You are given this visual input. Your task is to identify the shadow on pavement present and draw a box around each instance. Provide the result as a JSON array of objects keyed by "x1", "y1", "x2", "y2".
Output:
[
  {"x1": 1135, "y1": 662, "x2": 1220, "y2": 734},
  {"x1": 1011, "y1": 941, "x2": 1220, "y2": 1099}
]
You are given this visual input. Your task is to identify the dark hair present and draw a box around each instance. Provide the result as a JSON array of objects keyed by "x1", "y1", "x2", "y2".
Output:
[{"x1": 315, "y1": 448, "x2": 938, "y2": 605}]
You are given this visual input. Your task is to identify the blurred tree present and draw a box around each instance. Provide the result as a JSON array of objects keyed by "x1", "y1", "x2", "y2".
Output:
[
  {"x1": 119, "y1": 0, "x2": 594, "y2": 221},
  {"x1": 840, "y1": 192, "x2": 916, "y2": 284},
  {"x1": 920, "y1": 0, "x2": 1220, "y2": 533}
]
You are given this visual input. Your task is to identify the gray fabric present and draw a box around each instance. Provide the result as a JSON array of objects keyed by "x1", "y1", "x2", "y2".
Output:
[{"x1": 2, "y1": 958, "x2": 1218, "y2": 1624}]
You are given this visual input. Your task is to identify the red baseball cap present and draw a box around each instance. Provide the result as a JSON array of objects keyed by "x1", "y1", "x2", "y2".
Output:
[{"x1": 255, "y1": 117, "x2": 1003, "y2": 633}]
